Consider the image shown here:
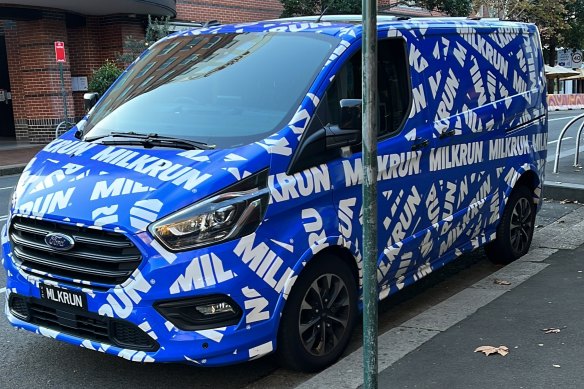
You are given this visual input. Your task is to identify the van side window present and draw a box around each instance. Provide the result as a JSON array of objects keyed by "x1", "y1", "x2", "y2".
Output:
[
  {"x1": 318, "y1": 38, "x2": 410, "y2": 138},
  {"x1": 378, "y1": 39, "x2": 410, "y2": 137},
  {"x1": 288, "y1": 38, "x2": 410, "y2": 173}
]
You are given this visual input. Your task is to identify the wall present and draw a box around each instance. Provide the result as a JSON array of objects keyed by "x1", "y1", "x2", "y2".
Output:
[
  {"x1": 3, "y1": 11, "x2": 145, "y2": 143},
  {"x1": 176, "y1": 0, "x2": 282, "y2": 23},
  {"x1": 2, "y1": 0, "x2": 285, "y2": 143}
]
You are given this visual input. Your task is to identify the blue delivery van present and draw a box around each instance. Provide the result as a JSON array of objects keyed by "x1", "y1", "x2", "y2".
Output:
[{"x1": 2, "y1": 16, "x2": 547, "y2": 371}]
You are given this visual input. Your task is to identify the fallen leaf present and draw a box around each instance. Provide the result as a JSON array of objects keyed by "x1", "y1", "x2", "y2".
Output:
[
  {"x1": 475, "y1": 345, "x2": 509, "y2": 356},
  {"x1": 475, "y1": 346, "x2": 498, "y2": 356},
  {"x1": 494, "y1": 279, "x2": 511, "y2": 285},
  {"x1": 536, "y1": 224, "x2": 544, "y2": 228}
]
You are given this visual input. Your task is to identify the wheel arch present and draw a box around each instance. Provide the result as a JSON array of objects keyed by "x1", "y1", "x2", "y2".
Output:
[
  {"x1": 273, "y1": 237, "x2": 361, "y2": 333},
  {"x1": 501, "y1": 163, "x2": 543, "y2": 214}
]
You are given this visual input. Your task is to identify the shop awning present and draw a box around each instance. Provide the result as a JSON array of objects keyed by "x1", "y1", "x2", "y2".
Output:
[{"x1": 0, "y1": 0, "x2": 175, "y2": 17}]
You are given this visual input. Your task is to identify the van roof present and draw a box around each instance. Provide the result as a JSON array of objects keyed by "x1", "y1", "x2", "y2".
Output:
[{"x1": 173, "y1": 15, "x2": 534, "y2": 40}]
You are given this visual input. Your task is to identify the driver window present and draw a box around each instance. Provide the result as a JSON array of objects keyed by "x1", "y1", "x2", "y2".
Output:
[
  {"x1": 289, "y1": 38, "x2": 411, "y2": 173},
  {"x1": 316, "y1": 38, "x2": 410, "y2": 138}
]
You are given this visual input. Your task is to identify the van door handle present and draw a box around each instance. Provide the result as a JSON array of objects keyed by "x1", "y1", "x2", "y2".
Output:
[
  {"x1": 411, "y1": 137, "x2": 429, "y2": 151},
  {"x1": 439, "y1": 129, "x2": 456, "y2": 139}
]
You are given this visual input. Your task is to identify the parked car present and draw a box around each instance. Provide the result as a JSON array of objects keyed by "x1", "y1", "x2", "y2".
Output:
[{"x1": 2, "y1": 15, "x2": 547, "y2": 372}]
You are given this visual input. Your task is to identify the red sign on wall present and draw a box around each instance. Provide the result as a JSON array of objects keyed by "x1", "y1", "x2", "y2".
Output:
[{"x1": 54, "y1": 41, "x2": 66, "y2": 63}]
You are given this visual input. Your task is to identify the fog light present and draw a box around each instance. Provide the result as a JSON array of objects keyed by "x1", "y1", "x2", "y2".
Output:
[
  {"x1": 155, "y1": 294, "x2": 242, "y2": 331},
  {"x1": 195, "y1": 301, "x2": 236, "y2": 316}
]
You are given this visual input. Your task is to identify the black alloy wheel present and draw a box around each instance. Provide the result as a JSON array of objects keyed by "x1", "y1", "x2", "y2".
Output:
[
  {"x1": 277, "y1": 255, "x2": 357, "y2": 372},
  {"x1": 509, "y1": 196, "x2": 534, "y2": 256},
  {"x1": 298, "y1": 273, "x2": 351, "y2": 357},
  {"x1": 485, "y1": 185, "x2": 536, "y2": 264}
]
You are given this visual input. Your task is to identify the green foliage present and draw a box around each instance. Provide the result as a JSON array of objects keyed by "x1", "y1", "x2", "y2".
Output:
[
  {"x1": 473, "y1": 0, "x2": 584, "y2": 65},
  {"x1": 280, "y1": 0, "x2": 361, "y2": 17},
  {"x1": 417, "y1": 0, "x2": 472, "y2": 16},
  {"x1": 145, "y1": 15, "x2": 170, "y2": 44},
  {"x1": 116, "y1": 15, "x2": 170, "y2": 65},
  {"x1": 280, "y1": 0, "x2": 472, "y2": 17},
  {"x1": 88, "y1": 60, "x2": 123, "y2": 96}
]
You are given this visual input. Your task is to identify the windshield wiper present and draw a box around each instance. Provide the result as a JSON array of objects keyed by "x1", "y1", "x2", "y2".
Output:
[{"x1": 85, "y1": 132, "x2": 215, "y2": 150}]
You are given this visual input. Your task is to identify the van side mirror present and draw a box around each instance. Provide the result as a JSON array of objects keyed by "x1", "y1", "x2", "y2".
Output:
[
  {"x1": 325, "y1": 99, "x2": 362, "y2": 149},
  {"x1": 339, "y1": 99, "x2": 362, "y2": 130},
  {"x1": 84, "y1": 92, "x2": 99, "y2": 111}
]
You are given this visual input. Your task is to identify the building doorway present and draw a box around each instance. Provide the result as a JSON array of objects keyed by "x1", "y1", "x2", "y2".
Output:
[{"x1": 0, "y1": 34, "x2": 16, "y2": 139}]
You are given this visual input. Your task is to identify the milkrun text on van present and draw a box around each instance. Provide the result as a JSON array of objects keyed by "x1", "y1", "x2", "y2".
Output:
[{"x1": 2, "y1": 16, "x2": 547, "y2": 371}]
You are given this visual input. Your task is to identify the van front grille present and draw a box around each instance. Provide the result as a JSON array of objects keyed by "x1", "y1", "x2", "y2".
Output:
[{"x1": 9, "y1": 216, "x2": 142, "y2": 288}]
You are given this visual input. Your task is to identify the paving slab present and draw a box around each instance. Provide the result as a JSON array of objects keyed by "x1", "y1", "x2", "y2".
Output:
[{"x1": 376, "y1": 244, "x2": 584, "y2": 389}]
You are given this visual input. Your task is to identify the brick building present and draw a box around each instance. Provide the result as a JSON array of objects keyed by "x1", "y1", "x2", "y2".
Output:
[
  {"x1": 0, "y1": 1, "x2": 282, "y2": 143},
  {"x1": 0, "y1": 1, "x2": 433, "y2": 143}
]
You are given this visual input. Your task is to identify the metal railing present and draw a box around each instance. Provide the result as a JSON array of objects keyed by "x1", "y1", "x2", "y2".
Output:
[
  {"x1": 553, "y1": 113, "x2": 584, "y2": 173},
  {"x1": 54, "y1": 120, "x2": 75, "y2": 139}
]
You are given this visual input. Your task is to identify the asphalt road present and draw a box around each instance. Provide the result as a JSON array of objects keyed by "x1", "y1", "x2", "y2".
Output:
[
  {"x1": 0, "y1": 110, "x2": 582, "y2": 388},
  {"x1": 547, "y1": 109, "x2": 584, "y2": 154}
]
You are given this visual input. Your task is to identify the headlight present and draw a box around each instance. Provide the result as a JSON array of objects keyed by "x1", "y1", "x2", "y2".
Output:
[{"x1": 149, "y1": 169, "x2": 269, "y2": 251}]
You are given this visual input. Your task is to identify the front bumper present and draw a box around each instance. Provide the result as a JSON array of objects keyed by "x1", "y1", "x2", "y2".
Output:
[{"x1": 1, "y1": 222, "x2": 281, "y2": 366}]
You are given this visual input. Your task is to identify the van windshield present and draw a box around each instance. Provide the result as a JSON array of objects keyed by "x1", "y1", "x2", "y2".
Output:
[{"x1": 82, "y1": 32, "x2": 339, "y2": 149}]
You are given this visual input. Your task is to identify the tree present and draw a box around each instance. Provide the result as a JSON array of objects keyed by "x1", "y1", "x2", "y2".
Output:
[
  {"x1": 472, "y1": 0, "x2": 584, "y2": 65},
  {"x1": 416, "y1": 0, "x2": 472, "y2": 16},
  {"x1": 116, "y1": 15, "x2": 170, "y2": 66},
  {"x1": 280, "y1": 0, "x2": 472, "y2": 18},
  {"x1": 280, "y1": 0, "x2": 361, "y2": 17},
  {"x1": 88, "y1": 60, "x2": 123, "y2": 96}
]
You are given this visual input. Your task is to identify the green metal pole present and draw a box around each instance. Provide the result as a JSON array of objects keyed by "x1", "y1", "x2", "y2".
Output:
[
  {"x1": 362, "y1": 0, "x2": 378, "y2": 388},
  {"x1": 59, "y1": 62, "x2": 68, "y2": 125}
]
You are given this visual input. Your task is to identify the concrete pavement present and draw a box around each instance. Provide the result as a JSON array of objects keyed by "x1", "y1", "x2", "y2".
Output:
[
  {"x1": 0, "y1": 143, "x2": 42, "y2": 176},
  {"x1": 298, "y1": 205, "x2": 584, "y2": 388}
]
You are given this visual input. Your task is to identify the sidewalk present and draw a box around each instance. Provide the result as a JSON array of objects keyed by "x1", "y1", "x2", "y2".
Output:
[
  {"x1": 376, "y1": 243, "x2": 584, "y2": 388},
  {"x1": 0, "y1": 143, "x2": 43, "y2": 176},
  {"x1": 298, "y1": 205, "x2": 584, "y2": 389}
]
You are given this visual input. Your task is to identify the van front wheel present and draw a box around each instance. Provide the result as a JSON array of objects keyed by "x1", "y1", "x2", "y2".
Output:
[
  {"x1": 277, "y1": 256, "x2": 357, "y2": 372},
  {"x1": 485, "y1": 185, "x2": 535, "y2": 264}
]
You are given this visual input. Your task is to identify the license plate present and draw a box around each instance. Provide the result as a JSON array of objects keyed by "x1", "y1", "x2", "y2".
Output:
[{"x1": 39, "y1": 284, "x2": 87, "y2": 310}]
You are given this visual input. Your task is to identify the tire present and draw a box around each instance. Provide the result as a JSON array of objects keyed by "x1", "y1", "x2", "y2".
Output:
[
  {"x1": 485, "y1": 185, "x2": 536, "y2": 264},
  {"x1": 276, "y1": 255, "x2": 358, "y2": 372}
]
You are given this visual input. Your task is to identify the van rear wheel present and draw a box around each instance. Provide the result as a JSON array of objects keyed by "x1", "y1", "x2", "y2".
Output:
[
  {"x1": 485, "y1": 185, "x2": 535, "y2": 264},
  {"x1": 277, "y1": 255, "x2": 357, "y2": 372}
]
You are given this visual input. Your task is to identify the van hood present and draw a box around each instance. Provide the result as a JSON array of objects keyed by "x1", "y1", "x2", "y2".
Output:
[{"x1": 11, "y1": 136, "x2": 271, "y2": 234}]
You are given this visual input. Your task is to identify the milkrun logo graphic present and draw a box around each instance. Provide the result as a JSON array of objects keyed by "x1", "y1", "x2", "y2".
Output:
[
  {"x1": 16, "y1": 188, "x2": 75, "y2": 217},
  {"x1": 169, "y1": 253, "x2": 235, "y2": 294},
  {"x1": 90, "y1": 178, "x2": 155, "y2": 200},
  {"x1": 342, "y1": 152, "x2": 422, "y2": 186},
  {"x1": 91, "y1": 147, "x2": 212, "y2": 191},
  {"x1": 268, "y1": 165, "x2": 331, "y2": 203},
  {"x1": 234, "y1": 233, "x2": 294, "y2": 294}
]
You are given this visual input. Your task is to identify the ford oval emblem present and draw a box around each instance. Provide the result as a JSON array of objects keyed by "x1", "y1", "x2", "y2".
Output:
[{"x1": 44, "y1": 233, "x2": 75, "y2": 251}]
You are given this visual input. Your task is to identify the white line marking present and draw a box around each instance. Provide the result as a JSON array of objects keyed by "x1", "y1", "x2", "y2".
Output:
[
  {"x1": 549, "y1": 116, "x2": 582, "y2": 122},
  {"x1": 547, "y1": 146, "x2": 580, "y2": 162},
  {"x1": 0, "y1": 288, "x2": 5, "y2": 295},
  {"x1": 0, "y1": 186, "x2": 15, "y2": 191},
  {"x1": 548, "y1": 137, "x2": 573, "y2": 144}
]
